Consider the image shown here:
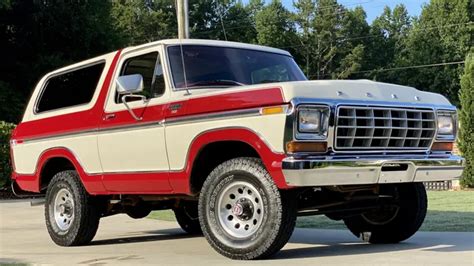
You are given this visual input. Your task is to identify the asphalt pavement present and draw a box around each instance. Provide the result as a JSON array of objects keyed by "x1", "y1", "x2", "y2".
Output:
[{"x1": 1, "y1": 200, "x2": 473, "y2": 265}]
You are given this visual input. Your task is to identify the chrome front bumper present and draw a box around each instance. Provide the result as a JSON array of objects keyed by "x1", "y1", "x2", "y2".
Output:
[{"x1": 282, "y1": 154, "x2": 465, "y2": 186}]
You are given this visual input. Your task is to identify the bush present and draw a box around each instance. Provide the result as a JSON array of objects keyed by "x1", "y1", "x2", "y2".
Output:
[
  {"x1": 0, "y1": 121, "x2": 16, "y2": 188},
  {"x1": 459, "y1": 51, "x2": 474, "y2": 188}
]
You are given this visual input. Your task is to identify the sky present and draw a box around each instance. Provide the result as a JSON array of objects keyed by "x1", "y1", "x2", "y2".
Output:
[{"x1": 244, "y1": 0, "x2": 429, "y2": 23}]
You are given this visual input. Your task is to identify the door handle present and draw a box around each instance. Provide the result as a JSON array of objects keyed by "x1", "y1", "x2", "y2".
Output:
[{"x1": 103, "y1": 113, "x2": 116, "y2": 121}]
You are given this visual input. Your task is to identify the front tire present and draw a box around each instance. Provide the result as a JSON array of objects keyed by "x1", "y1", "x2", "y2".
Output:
[
  {"x1": 199, "y1": 157, "x2": 296, "y2": 260},
  {"x1": 45, "y1": 170, "x2": 100, "y2": 246},
  {"x1": 343, "y1": 183, "x2": 427, "y2": 244}
]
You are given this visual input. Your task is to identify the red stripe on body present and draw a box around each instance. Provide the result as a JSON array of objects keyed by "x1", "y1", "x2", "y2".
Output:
[{"x1": 183, "y1": 87, "x2": 284, "y2": 116}]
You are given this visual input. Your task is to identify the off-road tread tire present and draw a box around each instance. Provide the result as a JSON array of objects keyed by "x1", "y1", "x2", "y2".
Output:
[
  {"x1": 174, "y1": 203, "x2": 202, "y2": 234},
  {"x1": 343, "y1": 183, "x2": 427, "y2": 244},
  {"x1": 45, "y1": 170, "x2": 100, "y2": 246},
  {"x1": 199, "y1": 157, "x2": 296, "y2": 260}
]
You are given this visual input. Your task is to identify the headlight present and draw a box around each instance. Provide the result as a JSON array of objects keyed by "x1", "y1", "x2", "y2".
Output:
[
  {"x1": 436, "y1": 111, "x2": 456, "y2": 139},
  {"x1": 297, "y1": 106, "x2": 329, "y2": 139}
]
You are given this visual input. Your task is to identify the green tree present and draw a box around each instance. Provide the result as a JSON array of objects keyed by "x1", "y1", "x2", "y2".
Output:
[
  {"x1": 293, "y1": 0, "x2": 368, "y2": 79},
  {"x1": 336, "y1": 6, "x2": 370, "y2": 78},
  {"x1": 364, "y1": 4, "x2": 412, "y2": 82},
  {"x1": 111, "y1": 0, "x2": 177, "y2": 44},
  {"x1": 459, "y1": 51, "x2": 474, "y2": 188},
  {"x1": 255, "y1": 0, "x2": 296, "y2": 49},
  {"x1": 293, "y1": 0, "x2": 316, "y2": 75},
  {"x1": 0, "y1": 121, "x2": 15, "y2": 188},
  {"x1": 186, "y1": 1, "x2": 256, "y2": 43},
  {"x1": 0, "y1": 0, "x2": 122, "y2": 123},
  {"x1": 402, "y1": 0, "x2": 472, "y2": 105},
  {"x1": 311, "y1": 0, "x2": 344, "y2": 79}
]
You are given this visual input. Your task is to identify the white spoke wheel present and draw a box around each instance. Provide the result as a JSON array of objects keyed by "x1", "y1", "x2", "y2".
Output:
[
  {"x1": 45, "y1": 170, "x2": 100, "y2": 246},
  {"x1": 52, "y1": 188, "x2": 75, "y2": 231},
  {"x1": 217, "y1": 181, "x2": 264, "y2": 239},
  {"x1": 199, "y1": 158, "x2": 296, "y2": 260}
]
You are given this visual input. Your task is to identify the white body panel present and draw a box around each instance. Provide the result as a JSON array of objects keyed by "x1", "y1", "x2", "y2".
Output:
[
  {"x1": 166, "y1": 113, "x2": 287, "y2": 171},
  {"x1": 97, "y1": 45, "x2": 171, "y2": 173},
  {"x1": 13, "y1": 135, "x2": 102, "y2": 174},
  {"x1": 98, "y1": 127, "x2": 168, "y2": 172}
]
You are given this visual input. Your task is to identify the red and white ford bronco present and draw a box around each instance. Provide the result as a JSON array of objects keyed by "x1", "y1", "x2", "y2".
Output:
[{"x1": 10, "y1": 39, "x2": 464, "y2": 260}]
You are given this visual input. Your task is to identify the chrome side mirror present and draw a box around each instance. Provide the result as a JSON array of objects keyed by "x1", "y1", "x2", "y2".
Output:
[
  {"x1": 116, "y1": 74, "x2": 144, "y2": 94},
  {"x1": 116, "y1": 74, "x2": 146, "y2": 121}
]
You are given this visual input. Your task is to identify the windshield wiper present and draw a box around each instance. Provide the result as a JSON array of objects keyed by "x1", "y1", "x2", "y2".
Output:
[{"x1": 186, "y1": 79, "x2": 246, "y2": 88}]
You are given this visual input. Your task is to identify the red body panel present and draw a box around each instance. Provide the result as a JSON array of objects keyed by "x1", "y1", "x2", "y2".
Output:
[
  {"x1": 183, "y1": 88, "x2": 284, "y2": 116},
  {"x1": 11, "y1": 48, "x2": 289, "y2": 195}
]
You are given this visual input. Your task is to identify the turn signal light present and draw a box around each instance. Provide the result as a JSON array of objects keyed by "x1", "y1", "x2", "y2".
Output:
[
  {"x1": 261, "y1": 106, "x2": 285, "y2": 115},
  {"x1": 286, "y1": 141, "x2": 327, "y2": 153},
  {"x1": 431, "y1": 142, "x2": 453, "y2": 151}
]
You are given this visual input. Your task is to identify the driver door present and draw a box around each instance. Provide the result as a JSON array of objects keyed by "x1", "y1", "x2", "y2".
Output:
[{"x1": 97, "y1": 46, "x2": 172, "y2": 193}]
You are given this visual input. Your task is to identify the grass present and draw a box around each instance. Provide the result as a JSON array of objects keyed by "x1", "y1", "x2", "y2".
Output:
[{"x1": 148, "y1": 191, "x2": 474, "y2": 232}]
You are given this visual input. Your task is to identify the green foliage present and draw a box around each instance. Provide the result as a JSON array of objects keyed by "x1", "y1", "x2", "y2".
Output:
[
  {"x1": 255, "y1": 0, "x2": 296, "y2": 48},
  {"x1": 0, "y1": 121, "x2": 15, "y2": 188},
  {"x1": 292, "y1": 0, "x2": 370, "y2": 78},
  {"x1": 187, "y1": 0, "x2": 256, "y2": 43},
  {"x1": 0, "y1": 81, "x2": 23, "y2": 123},
  {"x1": 365, "y1": 5, "x2": 412, "y2": 82},
  {"x1": 0, "y1": 0, "x2": 123, "y2": 123},
  {"x1": 459, "y1": 52, "x2": 474, "y2": 188},
  {"x1": 401, "y1": 0, "x2": 472, "y2": 105},
  {"x1": 111, "y1": 0, "x2": 177, "y2": 44}
]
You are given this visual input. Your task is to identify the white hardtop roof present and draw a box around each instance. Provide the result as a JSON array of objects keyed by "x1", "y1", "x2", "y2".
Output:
[
  {"x1": 43, "y1": 39, "x2": 291, "y2": 77},
  {"x1": 124, "y1": 39, "x2": 292, "y2": 56}
]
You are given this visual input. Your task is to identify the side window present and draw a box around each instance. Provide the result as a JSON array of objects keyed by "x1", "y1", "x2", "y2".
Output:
[
  {"x1": 36, "y1": 62, "x2": 105, "y2": 113},
  {"x1": 116, "y1": 52, "x2": 165, "y2": 103}
]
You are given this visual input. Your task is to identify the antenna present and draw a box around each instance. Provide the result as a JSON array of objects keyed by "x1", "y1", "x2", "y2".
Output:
[
  {"x1": 219, "y1": 14, "x2": 228, "y2": 41},
  {"x1": 175, "y1": 0, "x2": 191, "y2": 95},
  {"x1": 179, "y1": 40, "x2": 191, "y2": 96}
]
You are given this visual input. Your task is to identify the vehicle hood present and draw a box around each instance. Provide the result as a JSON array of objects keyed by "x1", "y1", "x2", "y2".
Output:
[{"x1": 278, "y1": 80, "x2": 452, "y2": 106}]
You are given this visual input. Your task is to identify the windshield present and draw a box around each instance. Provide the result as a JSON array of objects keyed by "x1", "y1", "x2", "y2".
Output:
[{"x1": 167, "y1": 45, "x2": 307, "y2": 89}]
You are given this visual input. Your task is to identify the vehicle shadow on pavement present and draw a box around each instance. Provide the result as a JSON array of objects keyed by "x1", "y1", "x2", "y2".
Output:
[
  {"x1": 274, "y1": 229, "x2": 474, "y2": 259},
  {"x1": 90, "y1": 228, "x2": 202, "y2": 246}
]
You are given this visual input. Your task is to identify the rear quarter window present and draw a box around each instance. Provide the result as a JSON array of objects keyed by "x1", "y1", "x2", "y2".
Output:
[{"x1": 35, "y1": 62, "x2": 105, "y2": 113}]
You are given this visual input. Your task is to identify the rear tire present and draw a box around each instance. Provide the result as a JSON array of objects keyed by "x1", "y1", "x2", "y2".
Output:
[
  {"x1": 199, "y1": 157, "x2": 296, "y2": 260},
  {"x1": 45, "y1": 170, "x2": 100, "y2": 246},
  {"x1": 174, "y1": 201, "x2": 202, "y2": 234},
  {"x1": 343, "y1": 183, "x2": 427, "y2": 244}
]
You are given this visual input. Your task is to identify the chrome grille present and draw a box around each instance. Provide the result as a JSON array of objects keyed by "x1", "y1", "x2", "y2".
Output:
[{"x1": 335, "y1": 106, "x2": 436, "y2": 150}]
